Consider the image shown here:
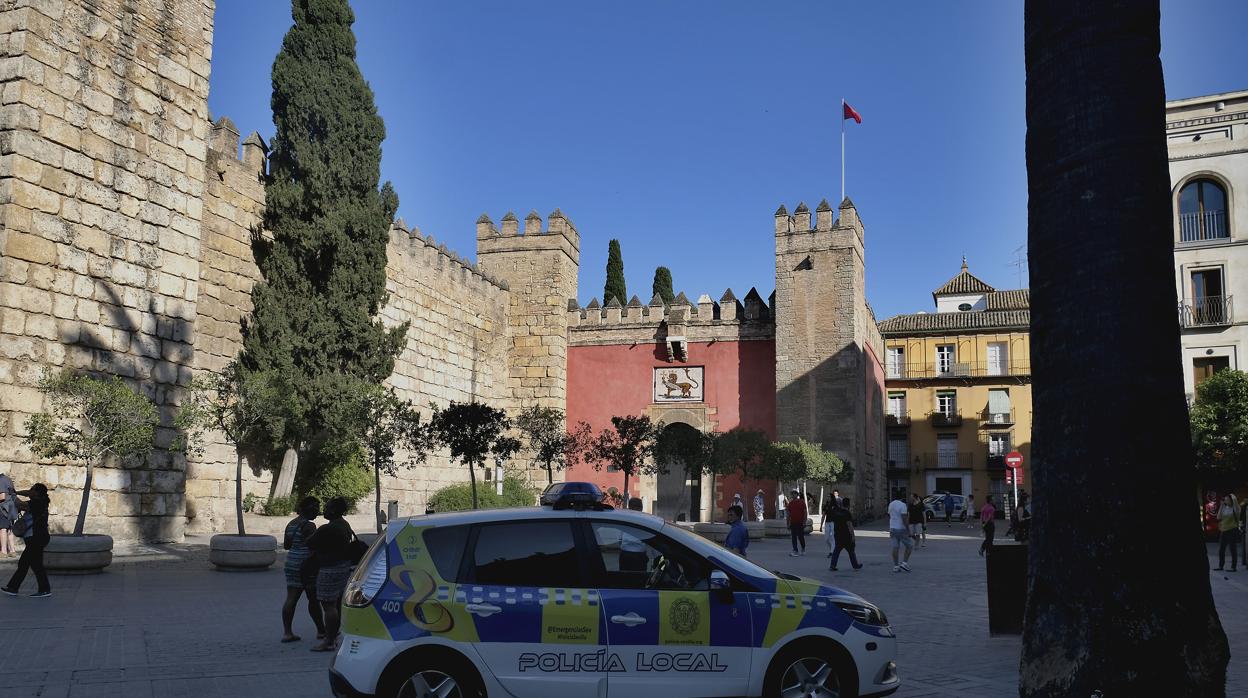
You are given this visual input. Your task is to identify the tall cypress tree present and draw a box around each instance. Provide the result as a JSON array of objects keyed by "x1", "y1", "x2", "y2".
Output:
[
  {"x1": 604, "y1": 239, "x2": 627, "y2": 307},
  {"x1": 241, "y1": 0, "x2": 406, "y2": 473},
  {"x1": 652, "y1": 266, "x2": 674, "y2": 304}
]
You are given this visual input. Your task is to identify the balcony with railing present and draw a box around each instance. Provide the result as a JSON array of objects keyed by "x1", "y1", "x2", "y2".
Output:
[
  {"x1": 917, "y1": 452, "x2": 974, "y2": 470},
  {"x1": 1179, "y1": 210, "x2": 1228, "y2": 243},
  {"x1": 1179, "y1": 295, "x2": 1233, "y2": 328},
  {"x1": 981, "y1": 408, "x2": 1015, "y2": 427},
  {"x1": 929, "y1": 410, "x2": 962, "y2": 428},
  {"x1": 987, "y1": 454, "x2": 1006, "y2": 470},
  {"x1": 885, "y1": 410, "x2": 911, "y2": 428},
  {"x1": 887, "y1": 361, "x2": 1031, "y2": 380}
]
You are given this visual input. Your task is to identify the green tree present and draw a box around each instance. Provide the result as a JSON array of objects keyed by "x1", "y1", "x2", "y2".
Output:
[
  {"x1": 354, "y1": 388, "x2": 433, "y2": 533},
  {"x1": 176, "y1": 361, "x2": 297, "y2": 535},
  {"x1": 709, "y1": 427, "x2": 771, "y2": 520},
  {"x1": 604, "y1": 239, "x2": 627, "y2": 307},
  {"x1": 240, "y1": 0, "x2": 406, "y2": 492},
  {"x1": 430, "y1": 402, "x2": 521, "y2": 510},
  {"x1": 590, "y1": 415, "x2": 661, "y2": 501},
  {"x1": 514, "y1": 406, "x2": 592, "y2": 485},
  {"x1": 25, "y1": 370, "x2": 159, "y2": 536},
  {"x1": 1021, "y1": 0, "x2": 1229, "y2": 692},
  {"x1": 1190, "y1": 369, "x2": 1248, "y2": 480},
  {"x1": 651, "y1": 266, "x2": 675, "y2": 304},
  {"x1": 655, "y1": 424, "x2": 713, "y2": 520}
]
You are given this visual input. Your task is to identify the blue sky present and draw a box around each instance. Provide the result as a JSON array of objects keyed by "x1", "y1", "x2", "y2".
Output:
[{"x1": 208, "y1": 1, "x2": 1248, "y2": 319}]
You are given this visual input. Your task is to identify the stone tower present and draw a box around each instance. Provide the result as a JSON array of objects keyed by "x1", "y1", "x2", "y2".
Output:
[
  {"x1": 476, "y1": 210, "x2": 580, "y2": 411},
  {"x1": 773, "y1": 198, "x2": 886, "y2": 514}
]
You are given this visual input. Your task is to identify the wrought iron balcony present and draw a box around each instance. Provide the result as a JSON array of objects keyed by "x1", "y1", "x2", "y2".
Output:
[
  {"x1": 886, "y1": 411, "x2": 911, "y2": 428},
  {"x1": 929, "y1": 410, "x2": 962, "y2": 427},
  {"x1": 981, "y1": 408, "x2": 1015, "y2": 426},
  {"x1": 917, "y1": 452, "x2": 974, "y2": 470},
  {"x1": 987, "y1": 454, "x2": 1006, "y2": 470},
  {"x1": 1179, "y1": 295, "x2": 1233, "y2": 328},
  {"x1": 1179, "y1": 210, "x2": 1228, "y2": 242},
  {"x1": 887, "y1": 361, "x2": 1031, "y2": 380}
]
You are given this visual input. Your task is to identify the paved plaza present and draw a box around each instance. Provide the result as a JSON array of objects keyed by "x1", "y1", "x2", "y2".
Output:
[{"x1": 1, "y1": 522, "x2": 1244, "y2": 697}]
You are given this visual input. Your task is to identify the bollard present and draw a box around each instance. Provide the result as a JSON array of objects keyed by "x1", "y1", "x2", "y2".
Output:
[{"x1": 387, "y1": 500, "x2": 399, "y2": 522}]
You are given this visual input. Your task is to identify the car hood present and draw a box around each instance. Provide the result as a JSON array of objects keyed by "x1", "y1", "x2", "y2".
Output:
[{"x1": 772, "y1": 572, "x2": 870, "y2": 605}]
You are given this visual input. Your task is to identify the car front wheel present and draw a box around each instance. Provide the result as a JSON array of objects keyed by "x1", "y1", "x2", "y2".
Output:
[
  {"x1": 763, "y1": 639, "x2": 858, "y2": 698},
  {"x1": 379, "y1": 648, "x2": 486, "y2": 698}
]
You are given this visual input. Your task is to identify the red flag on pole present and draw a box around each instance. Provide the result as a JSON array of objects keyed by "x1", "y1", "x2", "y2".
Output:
[{"x1": 842, "y1": 101, "x2": 863, "y2": 124}]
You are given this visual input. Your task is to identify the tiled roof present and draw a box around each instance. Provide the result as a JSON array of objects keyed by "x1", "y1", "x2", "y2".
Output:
[
  {"x1": 878, "y1": 310, "x2": 1030, "y2": 336},
  {"x1": 933, "y1": 267, "x2": 995, "y2": 297},
  {"x1": 985, "y1": 289, "x2": 1029, "y2": 311}
]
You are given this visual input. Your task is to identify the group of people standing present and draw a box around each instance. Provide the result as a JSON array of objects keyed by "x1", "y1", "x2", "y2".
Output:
[
  {"x1": 280, "y1": 495, "x2": 361, "y2": 652},
  {"x1": 0, "y1": 473, "x2": 52, "y2": 598}
]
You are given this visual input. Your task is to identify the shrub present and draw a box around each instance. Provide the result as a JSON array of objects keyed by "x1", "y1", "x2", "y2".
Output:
[
  {"x1": 264, "y1": 495, "x2": 297, "y2": 517},
  {"x1": 242, "y1": 492, "x2": 261, "y2": 514},
  {"x1": 297, "y1": 438, "x2": 374, "y2": 512},
  {"x1": 428, "y1": 475, "x2": 537, "y2": 512}
]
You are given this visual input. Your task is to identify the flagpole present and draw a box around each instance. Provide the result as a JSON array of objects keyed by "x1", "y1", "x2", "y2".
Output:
[{"x1": 840, "y1": 99, "x2": 846, "y2": 202}]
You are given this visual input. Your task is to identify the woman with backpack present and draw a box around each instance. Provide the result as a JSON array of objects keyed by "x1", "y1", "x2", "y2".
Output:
[
  {"x1": 280, "y1": 496, "x2": 326, "y2": 644},
  {"x1": 305, "y1": 496, "x2": 357, "y2": 652},
  {"x1": 2, "y1": 483, "x2": 52, "y2": 597}
]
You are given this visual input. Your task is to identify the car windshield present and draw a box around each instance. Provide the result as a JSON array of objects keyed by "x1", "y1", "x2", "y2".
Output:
[{"x1": 658, "y1": 521, "x2": 775, "y2": 581}]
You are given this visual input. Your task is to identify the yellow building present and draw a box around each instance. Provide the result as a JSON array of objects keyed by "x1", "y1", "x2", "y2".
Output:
[{"x1": 878, "y1": 261, "x2": 1031, "y2": 514}]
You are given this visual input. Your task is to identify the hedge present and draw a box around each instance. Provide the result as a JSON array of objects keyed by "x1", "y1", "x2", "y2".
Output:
[{"x1": 428, "y1": 475, "x2": 537, "y2": 512}]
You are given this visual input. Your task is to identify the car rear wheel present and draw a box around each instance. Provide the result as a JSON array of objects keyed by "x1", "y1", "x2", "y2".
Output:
[{"x1": 763, "y1": 639, "x2": 858, "y2": 698}]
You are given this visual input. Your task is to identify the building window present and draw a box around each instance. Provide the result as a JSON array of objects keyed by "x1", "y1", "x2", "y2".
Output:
[
  {"x1": 886, "y1": 346, "x2": 905, "y2": 378},
  {"x1": 888, "y1": 436, "x2": 909, "y2": 469},
  {"x1": 937, "y1": 434, "x2": 959, "y2": 469},
  {"x1": 1194, "y1": 356, "x2": 1230, "y2": 388},
  {"x1": 1178, "y1": 178, "x2": 1228, "y2": 242},
  {"x1": 1188, "y1": 268, "x2": 1230, "y2": 326},
  {"x1": 937, "y1": 390, "x2": 957, "y2": 416},
  {"x1": 958, "y1": 303, "x2": 972, "y2": 312},
  {"x1": 987, "y1": 342, "x2": 1008, "y2": 376},
  {"x1": 936, "y1": 345, "x2": 954, "y2": 375},
  {"x1": 988, "y1": 433, "x2": 1010, "y2": 457},
  {"x1": 887, "y1": 391, "x2": 906, "y2": 418},
  {"x1": 987, "y1": 388, "x2": 1011, "y2": 422}
]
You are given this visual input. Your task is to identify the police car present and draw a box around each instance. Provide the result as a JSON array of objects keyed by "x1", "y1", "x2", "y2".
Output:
[{"x1": 330, "y1": 482, "x2": 899, "y2": 698}]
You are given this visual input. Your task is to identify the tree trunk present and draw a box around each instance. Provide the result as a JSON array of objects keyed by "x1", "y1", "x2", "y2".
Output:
[
  {"x1": 546, "y1": 462, "x2": 553, "y2": 486},
  {"x1": 623, "y1": 472, "x2": 630, "y2": 504},
  {"x1": 73, "y1": 458, "x2": 93, "y2": 536},
  {"x1": 273, "y1": 447, "x2": 298, "y2": 499},
  {"x1": 1021, "y1": 1, "x2": 1229, "y2": 694},
  {"x1": 235, "y1": 452, "x2": 246, "y2": 536},
  {"x1": 709, "y1": 472, "x2": 717, "y2": 522},
  {"x1": 468, "y1": 460, "x2": 479, "y2": 510},
  {"x1": 375, "y1": 463, "x2": 384, "y2": 534}
]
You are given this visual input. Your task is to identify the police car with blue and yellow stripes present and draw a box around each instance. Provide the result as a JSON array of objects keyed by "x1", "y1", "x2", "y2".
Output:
[{"x1": 330, "y1": 482, "x2": 899, "y2": 698}]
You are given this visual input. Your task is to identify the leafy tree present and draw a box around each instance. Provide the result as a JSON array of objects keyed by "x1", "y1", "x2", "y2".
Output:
[
  {"x1": 1021, "y1": 0, "x2": 1228, "y2": 692},
  {"x1": 1190, "y1": 369, "x2": 1248, "y2": 480},
  {"x1": 240, "y1": 0, "x2": 406, "y2": 491},
  {"x1": 655, "y1": 424, "x2": 713, "y2": 520},
  {"x1": 604, "y1": 239, "x2": 627, "y2": 307},
  {"x1": 590, "y1": 415, "x2": 661, "y2": 500},
  {"x1": 176, "y1": 361, "x2": 297, "y2": 535},
  {"x1": 25, "y1": 370, "x2": 159, "y2": 536},
  {"x1": 515, "y1": 406, "x2": 592, "y2": 485},
  {"x1": 709, "y1": 427, "x2": 770, "y2": 519},
  {"x1": 430, "y1": 402, "x2": 520, "y2": 510},
  {"x1": 354, "y1": 388, "x2": 434, "y2": 533},
  {"x1": 651, "y1": 266, "x2": 675, "y2": 304}
]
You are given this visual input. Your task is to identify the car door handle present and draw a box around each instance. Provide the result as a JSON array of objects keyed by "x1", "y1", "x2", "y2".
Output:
[
  {"x1": 610, "y1": 612, "x2": 648, "y2": 626},
  {"x1": 465, "y1": 603, "x2": 502, "y2": 617}
]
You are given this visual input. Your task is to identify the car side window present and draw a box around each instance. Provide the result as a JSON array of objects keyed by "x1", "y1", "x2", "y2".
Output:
[
  {"x1": 589, "y1": 521, "x2": 711, "y2": 591},
  {"x1": 423, "y1": 524, "x2": 470, "y2": 582},
  {"x1": 470, "y1": 521, "x2": 581, "y2": 588}
]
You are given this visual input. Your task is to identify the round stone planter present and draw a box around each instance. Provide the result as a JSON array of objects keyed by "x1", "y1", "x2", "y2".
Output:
[
  {"x1": 764, "y1": 519, "x2": 790, "y2": 538},
  {"x1": 44, "y1": 534, "x2": 113, "y2": 575},
  {"x1": 744, "y1": 521, "x2": 765, "y2": 540},
  {"x1": 693, "y1": 522, "x2": 730, "y2": 544},
  {"x1": 209, "y1": 534, "x2": 277, "y2": 571}
]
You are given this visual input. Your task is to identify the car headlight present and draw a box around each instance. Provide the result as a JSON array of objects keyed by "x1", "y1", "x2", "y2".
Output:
[{"x1": 835, "y1": 601, "x2": 889, "y2": 626}]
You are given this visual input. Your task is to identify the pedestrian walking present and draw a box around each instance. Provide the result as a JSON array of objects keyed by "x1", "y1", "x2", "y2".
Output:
[
  {"x1": 306, "y1": 496, "x2": 356, "y2": 651},
  {"x1": 732, "y1": 492, "x2": 744, "y2": 514},
  {"x1": 787, "y1": 489, "x2": 808, "y2": 557},
  {"x1": 752, "y1": 489, "x2": 765, "y2": 522},
  {"x1": 281, "y1": 496, "x2": 326, "y2": 644},
  {"x1": 1215, "y1": 493, "x2": 1240, "y2": 572},
  {"x1": 1016, "y1": 492, "x2": 1032, "y2": 542},
  {"x1": 943, "y1": 492, "x2": 954, "y2": 526},
  {"x1": 827, "y1": 498, "x2": 862, "y2": 571},
  {"x1": 908, "y1": 493, "x2": 926, "y2": 547},
  {"x1": 2, "y1": 483, "x2": 52, "y2": 597},
  {"x1": 0, "y1": 472, "x2": 18, "y2": 558},
  {"x1": 979, "y1": 494, "x2": 997, "y2": 557},
  {"x1": 777, "y1": 490, "x2": 789, "y2": 521},
  {"x1": 724, "y1": 505, "x2": 749, "y2": 558},
  {"x1": 966, "y1": 495, "x2": 977, "y2": 529},
  {"x1": 887, "y1": 494, "x2": 913, "y2": 572}
]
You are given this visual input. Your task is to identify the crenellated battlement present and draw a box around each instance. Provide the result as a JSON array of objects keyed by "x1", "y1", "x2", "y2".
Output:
[
  {"x1": 567, "y1": 287, "x2": 774, "y2": 346},
  {"x1": 387, "y1": 219, "x2": 509, "y2": 292},
  {"x1": 207, "y1": 116, "x2": 267, "y2": 174},
  {"x1": 476, "y1": 208, "x2": 580, "y2": 255}
]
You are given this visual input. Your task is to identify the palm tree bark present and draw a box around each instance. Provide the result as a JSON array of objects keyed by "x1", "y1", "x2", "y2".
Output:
[
  {"x1": 235, "y1": 451, "x2": 246, "y2": 536},
  {"x1": 73, "y1": 459, "x2": 93, "y2": 536},
  {"x1": 1021, "y1": 0, "x2": 1229, "y2": 694}
]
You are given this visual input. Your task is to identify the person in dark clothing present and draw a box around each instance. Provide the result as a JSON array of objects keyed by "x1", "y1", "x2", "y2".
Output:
[
  {"x1": 3, "y1": 483, "x2": 52, "y2": 597},
  {"x1": 907, "y1": 493, "x2": 927, "y2": 548},
  {"x1": 827, "y1": 498, "x2": 863, "y2": 571},
  {"x1": 281, "y1": 496, "x2": 325, "y2": 643},
  {"x1": 306, "y1": 496, "x2": 355, "y2": 651},
  {"x1": 786, "y1": 490, "x2": 808, "y2": 557},
  {"x1": 979, "y1": 495, "x2": 997, "y2": 557}
]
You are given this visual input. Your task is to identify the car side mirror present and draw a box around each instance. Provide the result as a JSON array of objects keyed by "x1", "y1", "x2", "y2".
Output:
[{"x1": 709, "y1": 569, "x2": 730, "y2": 592}]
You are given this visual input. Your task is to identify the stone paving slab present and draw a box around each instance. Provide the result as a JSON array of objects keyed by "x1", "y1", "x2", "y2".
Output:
[{"x1": 0, "y1": 523, "x2": 1242, "y2": 697}]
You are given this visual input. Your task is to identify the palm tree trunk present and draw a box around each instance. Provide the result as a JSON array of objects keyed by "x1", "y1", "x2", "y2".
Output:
[
  {"x1": 73, "y1": 458, "x2": 93, "y2": 536},
  {"x1": 374, "y1": 463, "x2": 383, "y2": 534},
  {"x1": 235, "y1": 451, "x2": 246, "y2": 536},
  {"x1": 468, "y1": 460, "x2": 479, "y2": 510},
  {"x1": 272, "y1": 447, "x2": 298, "y2": 499},
  {"x1": 1021, "y1": 1, "x2": 1229, "y2": 693}
]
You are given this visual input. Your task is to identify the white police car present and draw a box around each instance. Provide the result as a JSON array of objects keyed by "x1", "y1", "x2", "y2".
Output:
[{"x1": 331, "y1": 482, "x2": 899, "y2": 698}]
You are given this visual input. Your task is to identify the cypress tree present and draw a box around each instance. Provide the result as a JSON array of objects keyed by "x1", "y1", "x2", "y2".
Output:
[
  {"x1": 241, "y1": 0, "x2": 406, "y2": 466},
  {"x1": 604, "y1": 239, "x2": 627, "y2": 307},
  {"x1": 652, "y1": 266, "x2": 674, "y2": 304}
]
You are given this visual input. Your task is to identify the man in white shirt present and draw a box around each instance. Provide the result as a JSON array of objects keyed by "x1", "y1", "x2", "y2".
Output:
[
  {"x1": 887, "y1": 495, "x2": 913, "y2": 573},
  {"x1": 777, "y1": 491, "x2": 789, "y2": 521}
]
